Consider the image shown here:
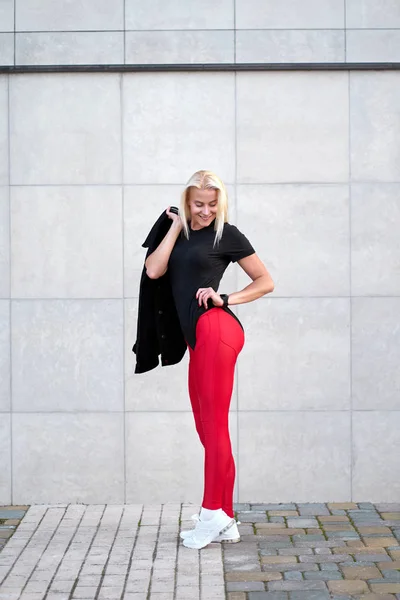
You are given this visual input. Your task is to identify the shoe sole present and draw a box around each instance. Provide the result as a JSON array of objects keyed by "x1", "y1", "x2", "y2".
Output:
[
  {"x1": 180, "y1": 533, "x2": 240, "y2": 543},
  {"x1": 213, "y1": 535, "x2": 240, "y2": 543}
]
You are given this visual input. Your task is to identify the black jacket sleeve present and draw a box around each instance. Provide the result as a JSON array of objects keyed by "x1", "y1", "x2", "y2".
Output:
[{"x1": 132, "y1": 207, "x2": 186, "y2": 373}]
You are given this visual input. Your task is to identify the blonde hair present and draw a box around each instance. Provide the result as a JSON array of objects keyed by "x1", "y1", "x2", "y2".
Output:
[{"x1": 179, "y1": 170, "x2": 229, "y2": 247}]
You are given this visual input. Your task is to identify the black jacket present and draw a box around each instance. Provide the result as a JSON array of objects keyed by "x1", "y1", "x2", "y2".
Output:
[{"x1": 132, "y1": 207, "x2": 187, "y2": 374}]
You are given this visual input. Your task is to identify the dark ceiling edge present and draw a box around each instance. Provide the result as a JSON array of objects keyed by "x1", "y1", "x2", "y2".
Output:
[{"x1": 1, "y1": 62, "x2": 400, "y2": 74}]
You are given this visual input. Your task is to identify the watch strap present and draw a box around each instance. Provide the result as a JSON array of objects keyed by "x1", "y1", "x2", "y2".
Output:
[{"x1": 220, "y1": 294, "x2": 229, "y2": 308}]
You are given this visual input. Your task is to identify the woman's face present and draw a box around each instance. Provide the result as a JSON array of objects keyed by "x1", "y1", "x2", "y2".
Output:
[{"x1": 187, "y1": 188, "x2": 218, "y2": 230}]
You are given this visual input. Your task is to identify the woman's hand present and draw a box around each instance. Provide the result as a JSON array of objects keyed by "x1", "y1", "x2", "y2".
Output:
[
  {"x1": 196, "y1": 287, "x2": 224, "y2": 309},
  {"x1": 166, "y1": 206, "x2": 182, "y2": 230}
]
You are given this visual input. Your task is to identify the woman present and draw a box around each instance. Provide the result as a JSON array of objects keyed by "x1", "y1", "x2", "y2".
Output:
[{"x1": 145, "y1": 170, "x2": 274, "y2": 549}]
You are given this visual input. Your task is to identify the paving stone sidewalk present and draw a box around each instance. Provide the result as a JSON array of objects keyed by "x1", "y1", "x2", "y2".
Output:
[
  {"x1": 0, "y1": 503, "x2": 399, "y2": 600},
  {"x1": 0, "y1": 507, "x2": 29, "y2": 553}
]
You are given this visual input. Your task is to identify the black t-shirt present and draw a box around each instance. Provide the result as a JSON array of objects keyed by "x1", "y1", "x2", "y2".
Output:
[{"x1": 168, "y1": 218, "x2": 256, "y2": 350}]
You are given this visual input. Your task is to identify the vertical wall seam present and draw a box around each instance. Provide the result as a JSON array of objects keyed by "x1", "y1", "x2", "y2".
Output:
[
  {"x1": 120, "y1": 72, "x2": 126, "y2": 504},
  {"x1": 233, "y1": 0, "x2": 236, "y2": 64},
  {"x1": 123, "y1": 0, "x2": 126, "y2": 64},
  {"x1": 234, "y1": 46, "x2": 239, "y2": 501},
  {"x1": 348, "y1": 68, "x2": 353, "y2": 501},
  {"x1": 7, "y1": 72, "x2": 12, "y2": 503},
  {"x1": 13, "y1": 0, "x2": 16, "y2": 66},
  {"x1": 344, "y1": 0, "x2": 347, "y2": 62}
]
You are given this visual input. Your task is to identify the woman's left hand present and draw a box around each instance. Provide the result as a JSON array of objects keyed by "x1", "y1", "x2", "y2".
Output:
[{"x1": 196, "y1": 287, "x2": 224, "y2": 309}]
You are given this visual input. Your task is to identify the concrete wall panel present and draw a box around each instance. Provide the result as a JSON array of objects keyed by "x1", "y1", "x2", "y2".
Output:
[
  {"x1": 10, "y1": 74, "x2": 122, "y2": 185},
  {"x1": 236, "y1": 0, "x2": 344, "y2": 29},
  {"x1": 12, "y1": 412, "x2": 125, "y2": 503},
  {"x1": 352, "y1": 298, "x2": 400, "y2": 411},
  {"x1": 237, "y1": 298, "x2": 351, "y2": 411},
  {"x1": 125, "y1": 0, "x2": 233, "y2": 30},
  {"x1": 16, "y1": 0, "x2": 124, "y2": 32},
  {"x1": 11, "y1": 299, "x2": 124, "y2": 412},
  {"x1": 16, "y1": 32, "x2": 124, "y2": 66},
  {"x1": 236, "y1": 72, "x2": 349, "y2": 183},
  {"x1": 350, "y1": 72, "x2": 400, "y2": 182},
  {"x1": 0, "y1": 300, "x2": 10, "y2": 411},
  {"x1": 236, "y1": 30, "x2": 344, "y2": 63},
  {"x1": 123, "y1": 73, "x2": 235, "y2": 184},
  {"x1": 0, "y1": 414, "x2": 11, "y2": 504},
  {"x1": 11, "y1": 186, "x2": 123, "y2": 298},
  {"x1": 238, "y1": 411, "x2": 351, "y2": 502}
]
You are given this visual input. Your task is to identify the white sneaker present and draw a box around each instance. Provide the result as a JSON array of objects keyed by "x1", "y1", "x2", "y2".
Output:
[
  {"x1": 182, "y1": 510, "x2": 236, "y2": 549},
  {"x1": 180, "y1": 514, "x2": 241, "y2": 543},
  {"x1": 214, "y1": 519, "x2": 241, "y2": 543}
]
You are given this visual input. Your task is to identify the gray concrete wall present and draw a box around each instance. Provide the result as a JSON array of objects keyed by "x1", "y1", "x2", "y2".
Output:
[
  {"x1": 0, "y1": 1, "x2": 399, "y2": 505},
  {"x1": 1, "y1": 0, "x2": 400, "y2": 65}
]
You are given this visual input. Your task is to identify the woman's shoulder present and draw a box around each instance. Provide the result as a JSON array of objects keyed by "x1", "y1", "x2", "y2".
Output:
[
  {"x1": 220, "y1": 221, "x2": 255, "y2": 258},
  {"x1": 222, "y1": 221, "x2": 238, "y2": 232},
  {"x1": 222, "y1": 222, "x2": 245, "y2": 237}
]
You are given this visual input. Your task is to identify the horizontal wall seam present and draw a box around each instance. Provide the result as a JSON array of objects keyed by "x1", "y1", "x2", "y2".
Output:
[
  {"x1": 3, "y1": 28, "x2": 400, "y2": 32},
  {"x1": 1, "y1": 409, "x2": 399, "y2": 414},
  {"x1": 2, "y1": 296, "x2": 400, "y2": 300},
  {"x1": 1, "y1": 62, "x2": 400, "y2": 74},
  {"x1": 4, "y1": 182, "x2": 400, "y2": 187}
]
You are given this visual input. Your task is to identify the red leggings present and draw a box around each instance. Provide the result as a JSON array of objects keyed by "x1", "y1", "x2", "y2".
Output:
[{"x1": 187, "y1": 307, "x2": 245, "y2": 518}]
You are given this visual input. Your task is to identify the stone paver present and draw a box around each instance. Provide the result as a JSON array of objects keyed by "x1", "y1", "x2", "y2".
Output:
[
  {"x1": 341, "y1": 565, "x2": 382, "y2": 579},
  {"x1": 0, "y1": 505, "x2": 29, "y2": 553},
  {"x1": 327, "y1": 579, "x2": 369, "y2": 594},
  {"x1": 1, "y1": 502, "x2": 400, "y2": 598},
  {"x1": 225, "y1": 503, "x2": 400, "y2": 599}
]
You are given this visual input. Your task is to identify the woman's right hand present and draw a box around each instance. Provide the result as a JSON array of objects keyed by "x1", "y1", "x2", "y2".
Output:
[{"x1": 166, "y1": 206, "x2": 182, "y2": 229}]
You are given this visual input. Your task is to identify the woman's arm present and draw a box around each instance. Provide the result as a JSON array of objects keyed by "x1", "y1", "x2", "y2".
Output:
[
  {"x1": 196, "y1": 253, "x2": 274, "y2": 309},
  {"x1": 226, "y1": 253, "x2": 274, "y2": 305},
  {"x1": 145, "y1": 209, "x2": 182, "y2": 279}
]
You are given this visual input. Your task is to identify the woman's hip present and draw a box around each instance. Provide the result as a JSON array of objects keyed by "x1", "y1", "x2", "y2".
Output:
[{"x1": 194, "y1": 307, "x2": 245, "y2": 355}]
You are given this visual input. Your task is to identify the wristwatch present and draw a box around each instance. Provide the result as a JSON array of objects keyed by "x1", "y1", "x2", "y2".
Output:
[{"x1": 220, "y1": 294, "x2": 229, "y2": 308}]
